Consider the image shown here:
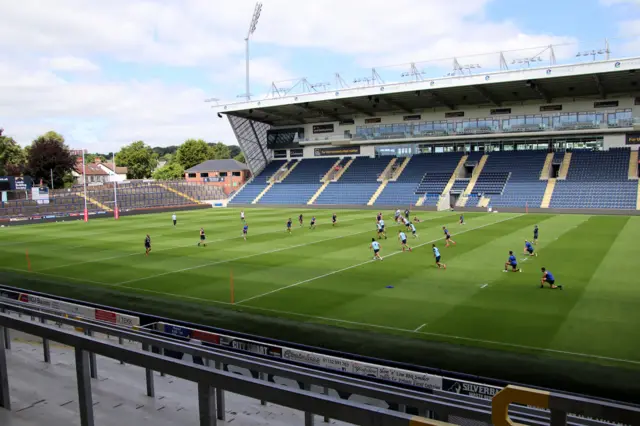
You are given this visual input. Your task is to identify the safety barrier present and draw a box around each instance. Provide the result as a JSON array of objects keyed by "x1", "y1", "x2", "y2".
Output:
[{"x1": 0, "y1": 299, "x2": 636, "y2": 426}]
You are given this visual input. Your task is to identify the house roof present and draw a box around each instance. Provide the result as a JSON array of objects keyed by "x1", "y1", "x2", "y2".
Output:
[
  {"x1": 75, "y1": 161, "x2": 108, "y2": 176},
  {"x1": 185, "y1": 159, "x2": 249, "y2": 173},
  {"x1": 102, "y1": 162, "x2": 128, "y2": 174}
]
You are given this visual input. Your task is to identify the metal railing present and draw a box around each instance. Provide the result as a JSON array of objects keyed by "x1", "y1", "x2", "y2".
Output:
[{"x1": 0, "y1": 299, "x2": 638, "y2": 426}]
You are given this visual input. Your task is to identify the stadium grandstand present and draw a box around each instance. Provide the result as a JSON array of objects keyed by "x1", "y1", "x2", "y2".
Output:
[{"x1": 221, "y1": 56, "x2": 640, "y2": 212}]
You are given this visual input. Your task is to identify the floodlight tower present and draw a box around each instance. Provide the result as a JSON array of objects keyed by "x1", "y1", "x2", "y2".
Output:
[{"x1": 244, "y1": 2, "x2": 263, "y2": 101}]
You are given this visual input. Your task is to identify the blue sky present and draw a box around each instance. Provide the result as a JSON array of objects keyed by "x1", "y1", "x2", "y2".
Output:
[{"x1": 0, "y1": 0, "x2": 638, "y2": 152}]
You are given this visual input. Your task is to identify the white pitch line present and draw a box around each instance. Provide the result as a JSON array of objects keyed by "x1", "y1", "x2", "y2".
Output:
[
  {"x1": 6, "y1": 274, "x2": 638, "y2": 366},
  {"x1": 36, "y1": 214, "x2": 382, "y2": 272},
  {"x1": 115, "y1": 214, "x2": 452, "y2": 286},
  {"x1": 414, "y1": 323, "x2": 427, "y2": 332},
  {"x1": 236, "y1": 214, "x2": 524, "y2": 305},
  {"x1": 480, "y1": 284, "x2": 488, "y2": 289}
]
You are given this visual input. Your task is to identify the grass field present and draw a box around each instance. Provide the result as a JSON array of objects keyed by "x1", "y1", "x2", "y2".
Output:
[{"x1": 1, "y1": 208, "x2": 640, "y2": 399}]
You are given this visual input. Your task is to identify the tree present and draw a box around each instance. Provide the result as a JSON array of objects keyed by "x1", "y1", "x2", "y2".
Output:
[
  {"x1": 209, "y1": 142, "x2": 231, "y2": 160},
  {"x1": 25, "y1": 131, "x2": 75, "y2": 188},
  {"x1": 0, "y1": 132, "x2": 26, "y2": 176},
  {"x1": 153, "y1": 162, "x2": 185, "y2": 180},
  {"x1": 234, "y1": 152, "x2": 246, "y2": 164},
  {"x1": 175, "y1": 139, "x2": 211, "y2": 169},
  {"x1": 228, "y1": 145, "x2": 241, "y2": 158},
  {"x1": 116, "y1": 141, "x2": 158, "y2": 179}
]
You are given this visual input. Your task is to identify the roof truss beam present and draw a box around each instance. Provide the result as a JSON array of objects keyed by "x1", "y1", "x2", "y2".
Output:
[
  {"x1": 526, "y1": 80, "x2": 552, "y2": 103},
  {"x1": 296, "y1": 103, "x2": 343, "y2": 122},
  {"x1": 336, "y1": 100, "x2": 375, "y2": 117},
  {"x1": 593, "y1": 74, "x2": 607, "y2": 99},
  {"x1": 379, "y1": 97, "x2": 413, "y2": 113},
  {"x1": 252, "y1": 108, "x2": 305, "y2": 124},
  {"x1": 473, "y1": 85, "x2": 501, "y2": 106},
  {"x1": 429, "y1": 91, "x2": 456, "y2": 110}
]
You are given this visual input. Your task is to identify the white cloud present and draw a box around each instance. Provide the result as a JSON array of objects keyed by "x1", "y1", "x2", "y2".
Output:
[
  {"x1": 46, "y1": 56, "x2": 100, "y2": 73},
  {"x1": 0, "y1": 0, "x2": 579, "y2": 152}
]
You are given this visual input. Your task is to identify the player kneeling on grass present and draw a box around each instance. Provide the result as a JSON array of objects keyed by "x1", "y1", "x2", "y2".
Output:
[
  {"x1": 198, "y1": 228, "x2": 207, "y2": 247},
  {"x1": 432, "y1": 244, "x2": 446, "y2": 269},
  {"x1": 504, "y1": 250, "x2": 521, "y2": 272},
  {"x1": 398, "y1": 230, "x2": 412, "y2": 252},
  {"x1": 370, "y1": 238, "x2": 383, "y2": 261},
  {"x1": 524, "y1": 240, "x2": 537, "y2": 257},
  {"x1": 145, "y1": 234, "x2": 151, "y2": 256},
  {"x1": 540, "y1": 267, "x2": 562, "y2": 289}
]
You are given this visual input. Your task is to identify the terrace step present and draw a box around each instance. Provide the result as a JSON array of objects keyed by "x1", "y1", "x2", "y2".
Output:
[
  {"x1": 389, "y1": 156, "x2": 411, "y2": 181},
  {"x1": 540, "y1": 152, "x2": 554, "y2": 180},
  {"x1": 377, "y1": 158, "x2": 397, "y2": 182},
  {"x1": 75, "y1": 193, "x2": 113, "y2": 212},
  {"x1": 457, "y1": 154, "x2": 488, "y2": 207},
  {"x1": 251, "y1": 182, "x2": 274, "y2": 204},
  {"x1": 273, "y1": 160, "x2": 299, "y2": 183},
  {"x1": 367, "y1": 180, "x2": 388, "y2": 206},
  {"x1": 540, "y1": 178, "x2": 556, "y2": 208},
  {"x1": 332, "y1": 159, "x2": 354, "y2": 182},
  {"x1": 629, "y1": 150, "x2": 638, "y2": 180},
  {"x1": 557, "y1": 152, "x2": 572, "y2": 180},
  {"x1": 442, "y1": 155, "x2": 468, "y2": 195},
  {"x1": 307, "y1": 181, "x2": 330, "y2": 205},
  {"x1": 322, "y1": 159, "x2": 343, "y2": 182},
  {"x1": 157, "y1": 183, "x2": 201, "y2": 204}
]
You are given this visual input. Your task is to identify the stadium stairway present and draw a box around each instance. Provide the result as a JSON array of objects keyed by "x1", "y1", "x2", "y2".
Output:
[
  {"x1": 478, "y1": 195, "x2": 491, "y2": 208},
  {"x1": 322, "y1": 158, "x2": 343, "y2": 182},
  {"x1": 389, "y1": 156, "x2": 411, "y2": 181},
  {"x1": 332, "y1": 158, "x2": 354, "y2": 180},
  {"x1": 456, "y1": 154, "x2": 488, "y2": 207},
  {"x1": 376, "y1": 158, "x2": 397, "y2": 182},
  {"x1": 557, "y1": 152, "x2": 572, "y2": 180},
  {"x1": 156, "y1": 183, "x2": 201, "y2": 204},
  {"x1": 443, "y1": 154, "x2": 468, "y2": 195},
  {"x1": 540, "y1": 152, "x2": 554, "y2": 180},
  {"x1": 271, "y1": 160, "x2": 300, "y2": 183},
  {"x1": 368, "y1": 157, "x2": 399, "y2": 205},
  {"x1": 540, "y1": 178, "x2": 556, "y2": 208},
  {"x1": 629, "y1": 150, "x2": 638, "y2": 180},
  {"x1": 308, "y1": 182, "x2": 330, "y2": 204},
  {"x1": 228, "y1": 160, "x2": 287, "y2": 205},
  {"x1": 315, "y1": 157, "x2": 391, "y2": 205},
  {"x1": 260, "y1": 158, "x2": 338, "y2": 205},
  {"x1": 74, "y1": 192, "x2": 113, "y2": 212},
  {"x1": 251, "y1": 182, "x2": 274, "y2": 204}
]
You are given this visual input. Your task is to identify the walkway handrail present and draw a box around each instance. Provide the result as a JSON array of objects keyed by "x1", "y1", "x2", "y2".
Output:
[
  {"x1": 492, "y1": 385, "x2": 640, "y2": 426},
  {"x1": 0, "y1": 311, "x2": 445, "y2": 426}
]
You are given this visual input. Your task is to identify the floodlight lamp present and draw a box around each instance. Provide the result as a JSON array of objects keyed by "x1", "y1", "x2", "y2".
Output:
[{"x1": 576, "y1": 53, "x2": 581, "y2": 57}]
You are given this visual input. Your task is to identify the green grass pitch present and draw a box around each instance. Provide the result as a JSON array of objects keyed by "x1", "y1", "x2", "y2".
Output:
[{"x1": 1, "y1": 208, "x2": 640, "y2": 394}]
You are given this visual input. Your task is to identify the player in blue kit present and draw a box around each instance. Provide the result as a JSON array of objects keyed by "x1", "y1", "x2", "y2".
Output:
[
  {"x1": 443, "y1": 226, "x2": 456, "y2": 247},
  {"x1": 524, "y1": 240, "x2": 537, "y2": 256},
  {"x1": 309, "y1": 216, "x2": 316, "y2": 230},
  {"x1": 432, "y1": 244, "x2": 446, "y2": 269},
  {"x1": 504, "y1": 250, "x2": 521, "y2": 272},
  {"x1": 242, "y1": 223, "x2": 248, "y2": 241},
  {"x1": 459, "y1": 214, "x2": 465, "y2": 225},
  {"x1": 286, "y1": 218, "x2": 292, "y2": 234},
  {"x1": 540, "y1": 267, "x2": 562, "y2": 289},
  {"x1": 398, "y1": 230, "x2": 412, "y2": 252},
  {"x1": 533, "y1": 225, "x2": 539, "y2": 245},
  {"x1": 370, "y1": 238, "x2": 383, "y2": 261},
  {"x1": 144, "y1": 234, "x2": 151, "y2": 256}
]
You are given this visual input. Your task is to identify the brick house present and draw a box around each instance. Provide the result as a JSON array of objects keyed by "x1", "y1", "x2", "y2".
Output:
[{"x1": 184, "y1": 159, "x2": 250, "y2": 195}]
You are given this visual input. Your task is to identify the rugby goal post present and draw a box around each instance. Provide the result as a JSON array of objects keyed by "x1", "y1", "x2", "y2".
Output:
[{"x1": 437, "y1": 192, "x2": 451, "y2": 211}]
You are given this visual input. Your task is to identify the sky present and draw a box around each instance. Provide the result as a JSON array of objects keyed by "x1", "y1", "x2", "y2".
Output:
[{"x1": 0, "y1": 0, "x2": 639, "y2": 152}]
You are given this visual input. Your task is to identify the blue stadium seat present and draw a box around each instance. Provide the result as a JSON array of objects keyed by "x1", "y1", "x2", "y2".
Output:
[
  {"x1": 375, "y1": 152, "x2": 463, "y2": 206},
  {"x1": 229, "y1": 160, "x2": 287, "y2": 204},
  {"x1": 550, "y1": 148, "x2": 637, "y2": 209},
  {"x1": 316, "y1": 157, "x2": 391, "y2": 205},
  {"x1": 260, "y1": 158, "x2": 337, "y2": 205}
]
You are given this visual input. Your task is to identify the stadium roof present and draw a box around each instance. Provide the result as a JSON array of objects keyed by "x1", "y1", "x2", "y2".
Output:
[
  {"x1": 185, "y1": 159, "x2": 249, "y2": 173},
  {"x1": 218, "y1": 57, "x2": 640, "y2": 127}
]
